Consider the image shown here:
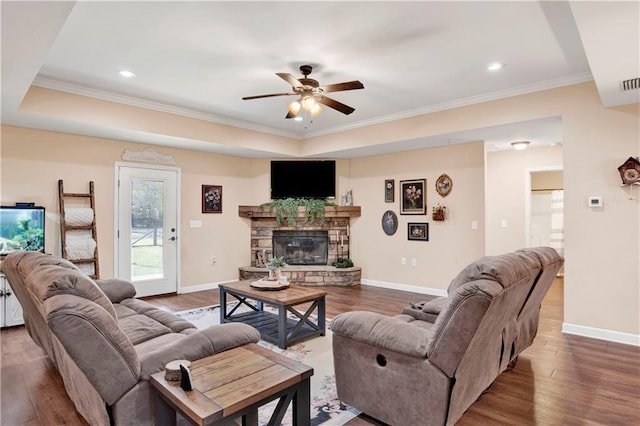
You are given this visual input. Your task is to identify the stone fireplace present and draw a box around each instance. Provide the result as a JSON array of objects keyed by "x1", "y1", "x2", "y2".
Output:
[
  {"x1": 238, "y1": 205, "x2": 362, "y2": 286},
  {"x1": 273, "y1": 230, "x2": 328, "y2": 265}
]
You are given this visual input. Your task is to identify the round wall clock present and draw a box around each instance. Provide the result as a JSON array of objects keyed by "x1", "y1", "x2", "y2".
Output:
[
  {"x1": 435, "y1": 174, "x2": 452, "y2": 197},
  {"x1": 381, "y1": 210, "x2": 398, "y2": 235},
  {"x1": 617, "y1": 157, "x2": 640, "y2": 185}
]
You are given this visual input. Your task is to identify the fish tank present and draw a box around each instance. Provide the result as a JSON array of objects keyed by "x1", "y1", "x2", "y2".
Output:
[{"x1": 0, "y1": 205, "x2": 46, "y2": 257}]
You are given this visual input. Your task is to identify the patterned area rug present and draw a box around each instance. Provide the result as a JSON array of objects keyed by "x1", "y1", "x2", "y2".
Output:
[{"x1": 175, "y1": 305, "x2": 360, "y2": 426}]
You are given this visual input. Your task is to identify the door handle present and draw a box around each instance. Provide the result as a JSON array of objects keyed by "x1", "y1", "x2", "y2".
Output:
[{"x1": 169, "y1": 236, "x2": 176, "y2": 242}]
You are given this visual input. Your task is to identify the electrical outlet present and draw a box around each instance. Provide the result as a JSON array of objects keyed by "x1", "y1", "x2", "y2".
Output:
[
  {"x1": 211, "y1": 256, "x2": 217, "y2": 265},
  {"x1": 411, "y1": 258, "x2": 417, "y2": 267},
  {"x1": 401, "y1": 257, "x2": 407, "y2": 265}
]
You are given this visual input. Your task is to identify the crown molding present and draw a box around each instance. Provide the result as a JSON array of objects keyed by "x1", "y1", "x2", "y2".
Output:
[
  {"x1": 33, "y1": 72, "x2": 592, "y2": 141},
  {"x1": 303, "y1": 72, "x2": 593, "y2": 138},
  {"x1": 31, "y1": 76, "x2": 300, "y2": 139}
]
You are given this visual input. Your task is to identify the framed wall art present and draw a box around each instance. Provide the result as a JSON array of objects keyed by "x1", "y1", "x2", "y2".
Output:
[
  {"x1": 202, "y1": 185, "x2": 222, "y2": 213},
  {"x1": 381, "y1": 210, "x2": 398, "y2": 235},
  {"x1": 400, "y1": 179, "x2": 426, "y2": 215},
  {"x1": 436, "y1": 174, "x2": 452, "y2": 197},
  {"x1": 407, "y1": 222, "x2": 429, "y2": 241},
  {"x1": 385, "y1": 179, "x2": 395, "y2": 203}
]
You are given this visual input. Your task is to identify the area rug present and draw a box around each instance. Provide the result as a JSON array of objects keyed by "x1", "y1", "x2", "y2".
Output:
[{"x1": 175, "y1": 305, "x2": 360, "y2": 426}]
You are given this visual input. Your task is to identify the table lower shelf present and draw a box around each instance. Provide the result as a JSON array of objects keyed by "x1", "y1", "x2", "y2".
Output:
[{"x1": 225, "y1": 309, "x2": 323, "y2": 348}]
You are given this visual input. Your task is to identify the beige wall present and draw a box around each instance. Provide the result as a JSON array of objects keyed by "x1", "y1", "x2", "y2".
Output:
[
  {"x1": 3, "y1": 81, "x2": 639, "y2": 339},
  {"x1": 486, "y1": 146, "x2": 563, "y2": 254},
  {"x1": 0, "y1": 126, "x2": 258, "y2": 288},
  {"x1": 0, "y1": 127, "x2": 354, "y2": 289},
  {"x1": 531, "y1": 170, "x2": 563, "y2": 191},
  {"x1": 350, "y1": 142, "x2": 485, "y2": 291}
]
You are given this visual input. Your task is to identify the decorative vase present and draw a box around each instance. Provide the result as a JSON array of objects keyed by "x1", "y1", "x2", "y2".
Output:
[{"x1": 274, "y1": 267, "x2": 282, "y2": 280}]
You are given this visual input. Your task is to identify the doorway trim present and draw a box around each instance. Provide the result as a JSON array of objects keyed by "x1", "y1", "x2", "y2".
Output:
[
  {"x1": 524, "y1": 165, "x2": 563, "y2": 248},
  {"x1": 113, "y1": 161, "x2": 182, "y2": 293}
]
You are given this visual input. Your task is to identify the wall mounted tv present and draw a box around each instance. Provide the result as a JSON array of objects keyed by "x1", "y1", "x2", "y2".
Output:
[
  {"x1": 271, "y1": 160, "x2": 336, "y2": 199},
  {"x1": 0, "y1": 205, "x2": 46, "y2": 257}
]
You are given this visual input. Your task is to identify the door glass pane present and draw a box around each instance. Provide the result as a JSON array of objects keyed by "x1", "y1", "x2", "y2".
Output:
[{"x1": 131, "y1": 179, "x2": 164, "y2": 281}]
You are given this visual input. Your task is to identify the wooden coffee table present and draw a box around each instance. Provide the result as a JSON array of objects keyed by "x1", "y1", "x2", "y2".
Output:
[
  {"x1": 219, "y1": 281, "x2": 326, "y2": 349},
  {"x1": 150, "y1": 343, "x2": 313, "y2": 426}
]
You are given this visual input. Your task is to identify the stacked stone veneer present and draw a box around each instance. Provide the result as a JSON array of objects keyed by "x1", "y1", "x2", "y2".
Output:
[
  {"x1": 238, "y1": 206, "x2": 361, "y2": 287},
  {"x1": 239, "y1": 265, "x2": 361, "y2": 287}
]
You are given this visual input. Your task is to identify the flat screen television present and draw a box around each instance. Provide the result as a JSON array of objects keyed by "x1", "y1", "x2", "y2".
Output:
[
  {"x1": 271, "y1": 160, "x2": 336, "y2": 199},
  {"x1": 0, "y1": 205, "x2": 45, "y2": 256}
]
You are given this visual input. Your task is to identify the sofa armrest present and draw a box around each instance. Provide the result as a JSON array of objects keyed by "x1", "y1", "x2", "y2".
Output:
[
  {"x1": 138, "y1": 323, "x2": 260, "y2": 379},
  {"x1": 94, "y1": 279, "x2": 137, "y2": 303},
  {"x1": 331, "y1": 311, "x2": 435, "y2": 358},
  {"x1": 401, "y1": 296, "x2": 449, "y2": 322}
]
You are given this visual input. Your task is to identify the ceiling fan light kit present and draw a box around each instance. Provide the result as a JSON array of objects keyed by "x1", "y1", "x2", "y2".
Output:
[{"x1": 243, "y1": 65, "x2": 364, "y2": 119}]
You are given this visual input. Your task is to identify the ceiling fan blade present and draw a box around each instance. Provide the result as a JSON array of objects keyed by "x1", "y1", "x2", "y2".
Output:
[
  {"x1": 276, "y1": 73, "x2": 304, "y2": 88},
  {"x1": 317, "y1": 96, "x2": 356, "y2": 115},
  {"x1": 320, "y1": 80, "x2": 364, "y2": 93},
  {"x1": 242, "y1": 92, "x2": 294, "y2": 100}
]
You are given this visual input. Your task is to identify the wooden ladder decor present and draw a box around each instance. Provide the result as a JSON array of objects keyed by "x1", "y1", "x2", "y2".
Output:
[{"x1": 58, "y1": 179, "x2": 100, "y2": 279}]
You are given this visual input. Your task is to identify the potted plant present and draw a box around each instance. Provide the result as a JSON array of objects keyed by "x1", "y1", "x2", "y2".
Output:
[
  {"x1": 267, "y1": 256, "x2": 287, "y2": 280},
  {"x1": 432, "y1": 204, "x2": 446, "y2": 221}
]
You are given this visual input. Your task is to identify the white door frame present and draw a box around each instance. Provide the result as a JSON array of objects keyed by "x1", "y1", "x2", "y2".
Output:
[
  {"x1": 114, "y1": 161, "x2": 181, "y2": 293},
  {"x1": 524, "y1": 165, "x2": 563, "y2": 248}
]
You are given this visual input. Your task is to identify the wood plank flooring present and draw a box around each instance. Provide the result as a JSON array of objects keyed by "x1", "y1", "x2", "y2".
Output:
[{"x1": 1, "y1": 279, "x2": 639, "y2": 425}]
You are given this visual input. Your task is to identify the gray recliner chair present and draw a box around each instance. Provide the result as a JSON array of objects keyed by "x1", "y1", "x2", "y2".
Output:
[{"x1": 331, "y1": 247, "x2": 563, "y2": 426}]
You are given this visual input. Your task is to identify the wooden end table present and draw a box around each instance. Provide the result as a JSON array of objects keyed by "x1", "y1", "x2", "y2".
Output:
[
  {"x1": 219, "y1": 281, "x2": 326, "y2": 349},
  {"x1": 150, "y1": 343, "x2": 313, "y2": 426}
]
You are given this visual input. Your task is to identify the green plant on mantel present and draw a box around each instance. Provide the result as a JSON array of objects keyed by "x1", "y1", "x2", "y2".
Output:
[{"x1": 260, "y1": 198, "x2": 337, "y2": 228}]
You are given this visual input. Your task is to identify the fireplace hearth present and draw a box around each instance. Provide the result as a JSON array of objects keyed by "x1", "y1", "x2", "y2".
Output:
[{"x1": 273, "y1": 230, "x2": 328, "y2": 265}]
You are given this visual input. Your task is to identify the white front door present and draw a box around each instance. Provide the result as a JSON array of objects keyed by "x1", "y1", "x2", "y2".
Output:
[{"x1": 116, "y1": 164, "x2": 179, "y2": 297}]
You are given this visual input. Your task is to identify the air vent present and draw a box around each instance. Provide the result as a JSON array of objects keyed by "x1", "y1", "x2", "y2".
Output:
[{"x1": 621, "y1": 78, "x2": 640, "y2": 91}]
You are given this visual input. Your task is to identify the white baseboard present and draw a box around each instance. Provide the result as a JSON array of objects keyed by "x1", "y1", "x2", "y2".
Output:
[
  {"x1": 562, "y1": 322, "x2": 640, "y2": 346},
  {"x1": 179, "y1": 279, "x2": 236, "y2": 294},
  {"x1": 361, "y1": 279, "x2": 447, "y2": 297}
]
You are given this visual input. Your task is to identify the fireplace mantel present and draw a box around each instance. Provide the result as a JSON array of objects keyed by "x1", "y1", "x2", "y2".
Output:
[{"x1": 238, "y1": 205, "x2": 361, "y2": 219}]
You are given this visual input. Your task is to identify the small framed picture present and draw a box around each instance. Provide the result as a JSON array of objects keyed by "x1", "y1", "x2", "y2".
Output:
[
  {"x1": 385, "y1": 179, "x2": 395, "y2": 203},
  {"x1": 400, "y1": 179, "x2": 426, "y2": 215},
  {"x1": 202, "y1": 185, "x2": 222, "y2": 213},
  {"x1": 408, "y1": 223, "x2": 429, "y2": 241}
]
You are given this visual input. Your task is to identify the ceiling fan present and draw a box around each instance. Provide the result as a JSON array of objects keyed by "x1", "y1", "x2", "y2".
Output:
[{"x1": 242, "y1": 65, "x2": 364, "y2": 119}]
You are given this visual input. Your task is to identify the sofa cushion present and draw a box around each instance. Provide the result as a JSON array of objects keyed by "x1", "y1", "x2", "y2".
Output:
[
  {"x1": 45, "y1": 294, "x2": 140, "y2": 405},
  {"x1": 24, "y1": 265, "x2": 117, "y2": 320},
  {"x1": 118, "y1": 314, "x2": 172, "y2": 345},
  {"x1": 113, "y1": 303, "x2": 138, "y2": 320},
  {"x1": 120, "y1": 298, "x2": 195, "y2": 333}
]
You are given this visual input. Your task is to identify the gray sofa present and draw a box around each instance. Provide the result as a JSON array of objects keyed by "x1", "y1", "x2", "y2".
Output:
[
  {"x1": 1, "y1": 251, "x2": 260, "y2": 425},
  {"x1": 331, "y1": 247, "x2": 563, "y2": 426}
]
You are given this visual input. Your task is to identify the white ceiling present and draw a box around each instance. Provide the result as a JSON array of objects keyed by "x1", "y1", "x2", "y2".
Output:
[{"x1": 1, "y1": 1, "x2": 638, "y2": 157}]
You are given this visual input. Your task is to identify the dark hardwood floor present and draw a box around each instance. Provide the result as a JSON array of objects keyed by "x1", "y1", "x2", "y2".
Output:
[{"x1": 1, "y1": 279, "x2": 639, "y2": 425}]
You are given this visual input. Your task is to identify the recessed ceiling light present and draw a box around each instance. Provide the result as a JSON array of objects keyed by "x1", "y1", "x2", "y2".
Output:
[
  {"x1": 487, "y1": 62, "x2": 505, "y2": 72},
  {"x1": 118, "y1": 70, "x2": 136, "y2": 78},
  {"x1": 510, "y1": 140, "x2": 531, "y2": 150}
]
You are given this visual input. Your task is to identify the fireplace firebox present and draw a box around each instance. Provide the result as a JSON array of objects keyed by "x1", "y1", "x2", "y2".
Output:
[{"x1": 272, "y1": 230, "x2": 329, "y2": 265}]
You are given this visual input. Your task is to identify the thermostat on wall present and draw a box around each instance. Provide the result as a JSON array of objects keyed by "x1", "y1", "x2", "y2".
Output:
[{"x1": 588, "y1": 196, "x2": 603, "y2": 208}]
